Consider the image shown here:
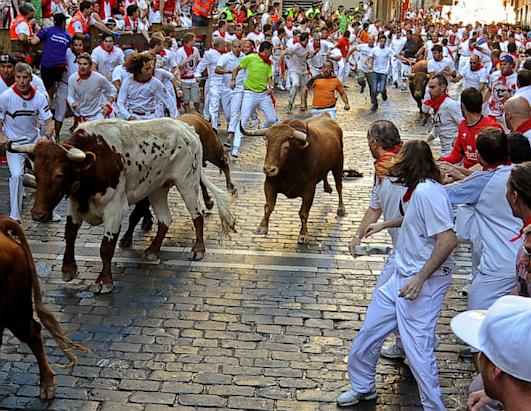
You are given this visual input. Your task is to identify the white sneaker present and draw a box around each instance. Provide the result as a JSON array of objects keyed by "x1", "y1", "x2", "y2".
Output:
[
  {"x1": 337, "y1": 388, "x2": 377, "y2": 407},
  {"x1": 52, "y1": 211, "x2": 61, "y2": 222},
  {"x1": 380, "y1": 343, "x2": 406, "y2": 359},
  {"x1": 277, "y1": 84, "x2": 286, "y2": 91}
]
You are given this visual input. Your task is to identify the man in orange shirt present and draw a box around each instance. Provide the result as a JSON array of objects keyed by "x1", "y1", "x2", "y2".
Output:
[{"x1": 302, "y1": 60, "x2": 350, "y2": 119}]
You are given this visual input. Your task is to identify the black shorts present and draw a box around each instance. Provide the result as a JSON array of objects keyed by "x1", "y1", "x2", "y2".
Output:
[{"x1": 40, "y1": 65, "x2": 67, "y2": 91}]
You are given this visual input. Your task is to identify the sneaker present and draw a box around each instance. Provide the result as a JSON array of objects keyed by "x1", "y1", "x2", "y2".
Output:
[
  {"x1": 277, "y1": 84, "x2": 286, "y2": 91},
  {"x1": 461, "y1": 283, "x2": 470, "y2": 297},
  {"x1": 52, "y1": 211, "x2": 61, "y2": 222},
  {"x1": 360, "y1": 85, "x2": 365, "y2": 94},
  {"x1": 337, "y1": 388, "x2": 377, "y2": 407},
  {"x1": 287, "y1": 102, "x2": 293, "y2": 114},
  {"x1": 380, "y1": 343, "x2": 406, "y2": 359},
  {"x1": 371, "y1": 104, "x2": 378, "y2": 112},
  {"x1": 393, "y1": 81, "x2": 398, "y2": 88}
]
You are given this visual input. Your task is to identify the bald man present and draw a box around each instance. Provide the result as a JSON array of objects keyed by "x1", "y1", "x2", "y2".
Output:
[
  {"x1": 452, "y1": 54, "x2": 488, "y2": 92},
  {"x1": 503, "y1": 96, "x2": 531, "y2": 142},
  {"x1": 514, "y1": 69, "x2": 531, "y2": 105}
]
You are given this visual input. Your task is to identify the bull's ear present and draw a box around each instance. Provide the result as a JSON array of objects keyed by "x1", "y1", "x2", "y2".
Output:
[{"x1": 75, "y1": 151, "x2": 96, "y2": 171}]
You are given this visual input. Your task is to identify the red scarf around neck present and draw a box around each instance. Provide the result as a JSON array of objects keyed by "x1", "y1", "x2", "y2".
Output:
[
  {"x1": 77, "y1": 69, "x2": 92, "y2": 81},
  {"x1": 424, "y1": 93, "x2": 448, "y2": 113},
  {"x1": 516, "y1": 118, "x2": 531, "y2": 133},
  {"x1": 471, "y1": 62, "x2": 484, "y2": 71},
  {"x1": 101, "y1": 43, "x2": 114, "y2": 54},
  {"x1": 511, "y1": 217, "x2": 531, "y2": 242},
  {"x1": 214, "y1": 47, "x2": 227, "y2": 54},
  {"x1": 0, "y1": 73, "x2": 14, "y2": 87},
  {"x1": 13, "y1": 84, "x2": 36, "y2": 100},
  {"x1": 402, "y1": 186, "x2": 414, "y2": 203},
  {"x1": 183, "y1": 45, "x2": 194, "y2": 57},
  {"x1": 257, "y1": 52, "x2": 272, "y2": 65},
  {"x1": 483, "y1": 160, "x2": 511, "y2": 171}
]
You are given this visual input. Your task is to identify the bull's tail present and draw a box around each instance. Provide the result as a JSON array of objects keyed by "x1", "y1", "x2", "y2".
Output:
[
  {"x1": 6, "y1": 219, "x2": 89, "y2": 368},
  {"x1": 200, "y1": 171, "x2": 236, "y2": 235}
]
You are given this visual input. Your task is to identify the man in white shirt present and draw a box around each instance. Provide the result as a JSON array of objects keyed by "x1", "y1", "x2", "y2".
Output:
[
  {"x1": 366, "y1": 36, "x2": 395, "y2": 112},
  {"x1": 485, "y1": 54, "x2": 518, "y2": 129},
  {"x1": 0, "y1": 63, "x2": 53, "y2": 222},
  {"x1": 175, "y1": 33, "x2": 201, "y2": 113},
  {"x1": 352, "y1": 34, "x2": 375, "y2": 94},
  {"x1": 216, "y1": 39, "x2": 244, "y2": 148},
  {"x1": 390, "y1": 31, "x2": 406, "y2": 89},
  {"x1": 68, "y1": 53, "x2": 116, "y2": 122},
  {"x1": 452, "y1": 54, "x2": 488, "y2": 92},
  {"x1": 91, "y1": 33, "x2": 125, "y2": 80},
  {"x1": 337, "y1": 140, "x2": 457, "y2": 410},
  {"x1": 0, "y1": 53, "x2": 47, "y2": 97},
  {"x1": 514, "y1": 68, "x2": 531, "y2": 105},
  {"x1": 424, "y1": 75, "x2": 463, "y2": 155},
  {"x1": 279, "y1": 32, "x2": 313, "y2": 113}
]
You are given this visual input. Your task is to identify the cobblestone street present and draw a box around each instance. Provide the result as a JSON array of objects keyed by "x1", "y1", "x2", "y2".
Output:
[{"x1": 0, "y1": 81, "x2": 477, "y2": 410}]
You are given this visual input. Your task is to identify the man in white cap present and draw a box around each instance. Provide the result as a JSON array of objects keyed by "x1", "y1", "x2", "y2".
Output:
[{"x1": 451, "y1": 295, "x2": 531, "y2": 411}]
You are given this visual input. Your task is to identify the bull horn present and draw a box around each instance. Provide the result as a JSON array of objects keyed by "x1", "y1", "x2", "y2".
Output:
[
  {"x1": 239, "y1": 122, "x2": 269, "y2": 137},
  {"x1": 7, "y1": 141, "x2": 37, "y2": 154},
  {"x1": 60, "y1": 145, "x2": 86, "y2": 162},
  {"x1": 292, "y1": 130, "x2": 307, "y2": 142}
]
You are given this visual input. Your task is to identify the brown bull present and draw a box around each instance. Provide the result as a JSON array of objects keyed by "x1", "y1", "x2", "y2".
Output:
[
  {"x1": 241, "y1": 115, "x2": 345, "y2": 244},
  {"x1": 408, "y1": 60, "x2": 430, "y2": 124},
  {"x1": 0, "y1": 216, "x2": 87, "y2": 399},
  {"x1": 118, "y1": 113, "x2": 236, "y2": 249}
]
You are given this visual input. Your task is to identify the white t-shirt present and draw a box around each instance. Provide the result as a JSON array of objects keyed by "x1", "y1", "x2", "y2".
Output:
[
  {"x1": 91, "y1": 46, "x2": 125, "y2": 80},
  {"x1": 369, "y1": 46, "x2": 394, "y2": 75},
  {"x1": 247, "y1": 31, "x2": 265, "y2": 48},
  {"x1": 395, "y1": 179, "x2": 455, "y2": 277},
  {"x1": 514, "y1": 85, "x2": 531, "y2": 105},
  {"x1": 0, "y1": 87, "x2": 52, "y2": 141},
  {"x1": 356, "y1": 43, "x2": 374, "y2": 73},
  {"x1": 459, "y1": 64, "x2": 488, "y2": 90},
  {"x1": 174, "y1": 46, "x2": 200, "y2": 83},
  {"x1": 427, "y1": 57, "x2": 455, "y2": 74},
  {"x1": 487, "y1": 71, "x2": 518, "y2": 117},
  {"x1": 0, "y1": 74, "x2": 48, "y2": 98},
  {"x1": 217, "y1": 51, "x2": 244, "y2": 89}
]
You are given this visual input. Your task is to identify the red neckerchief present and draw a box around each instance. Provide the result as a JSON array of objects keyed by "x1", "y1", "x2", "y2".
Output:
[
  {"x1": 471, "y1": 63, "x2": 484, "y2": 71},
  {"x1": 235, "y1": 33, "x2": 242, "y2": 40},
  {"x1": 13, "y1": 84, "x2": 36, "y2": 100},
  {"x1": 134, "y1": 75, "x2": 150, "y2": 83},
  {"x1": 124, "y1": 16, "x2": 138, "y2": 31},
  {"x1": 388, "y1": 142, "x2": 403, "y2": 154},
  {"x1": 101, "y1": 43, "x2": 114, "y2": 54},
  {"x1": 0, "y1": 73, "x2": 14, "y2": 87},
  {"x1": 214, "y1": 47, "x2": 227, "y2": 54},
  {"x1": 483, "y1": 160, "x2": 511, "y2": 171},
  {"x1": 469, "y1": 46, "x2": 475, "y2": 52},
  {"x1": 183, "y1": 45, "x2": 194, "y2": 57},
  {"x1": 424, "y1": 93, "x2": 448, "y2": 113},
  {"x1": 511, "y1": 217, "x2": 531, "y2": 242},
  {"x1": 312, "y1": 41, "x2": 320, "y2": 51},
  {"x1": 77, "y1": 69, "x2": 92, "y2": 82},
  {"x1": 161, "y1": 49, "x2": 166, "y2": 56},
  {"x1": 516, "y1": 118, "x2": 531, "y2": 133},
  {"x1": 219, "y1": 30, "x2": 226, "y2": 37},
  {"x1": 403, "y1": 186, "x2": 414, "y2": 203},
  {"x1": 257, "y1": 52, "x2": 272, "y2": 65},
  {"x1": 293, "y1": 37, "x2": 300, "y2": 44}
]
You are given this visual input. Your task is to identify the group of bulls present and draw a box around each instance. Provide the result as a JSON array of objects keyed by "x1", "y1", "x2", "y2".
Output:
[{"x1": 2, "y1": 113, "x2": 344, "y2": 399}]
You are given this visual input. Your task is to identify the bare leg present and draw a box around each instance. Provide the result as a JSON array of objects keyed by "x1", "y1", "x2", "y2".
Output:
[
  {"x1": 62, "y1": 216, "x2": 80, "y2": 281},
  {"x1": 255, "y1": 180, "x2": 278, "y2": 235}
]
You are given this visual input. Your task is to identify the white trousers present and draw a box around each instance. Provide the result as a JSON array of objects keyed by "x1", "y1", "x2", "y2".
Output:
[
  {"x1": 228, "y1": 88, "x2": 243, "y2": 133},
  {"x1": 458, "y1": 56, "x2": 470, "y2": 74},
  {"x1": 312, "y1": 107, "x2": 336, "y2": 119},
  {"x1": 209, "y1": 84, "x2": 230, "y2": 131},
  {"x1": 55, "y1": 74, "x2": 68, "y2": 122},
  {"x1": 347, "y1": 262, "x2": 451, "y2": 411},
  {"x1": 339, "y1": 59, "x2": 351, "y2": 84},
  {"x1": 7, "y1": 151, "x2": 26, "y2": 221},
  {"x1": 232, "y1": 90, "x2": 277, "y2": 156},
  {"x1": 203, "y1": 78, "x2": 211, "y2": 120},
  {"x1": 468, "y1": 272, "x2": 515, "y2": 311},
  {"x1": 288, "y1": 70, "x2": 308, "y2": 104},
  {"x1": 391, "y1": 57, "x2": 403, "y2": 85}
]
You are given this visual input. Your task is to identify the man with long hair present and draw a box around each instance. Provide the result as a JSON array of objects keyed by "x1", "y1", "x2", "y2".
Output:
[
  {"x1": 337, "y1": 140, "x2": 457, "y2": 409},
  {"x1": 116, "y1": 52, "x2": 178, "y2": 120}
]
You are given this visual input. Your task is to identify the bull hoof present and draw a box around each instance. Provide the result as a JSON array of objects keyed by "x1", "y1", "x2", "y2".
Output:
[
  {"x1": 62, "y1": 266, "x2": 78, "y2": 282},
  {"x1": 39, "y1": 380, "x2": 56, "y2": 400},
  {"x1": 297, "y1": 234, "x2": 309, "y2": 244},
  {"x1": 205, "y1": 199, "x2": 214, "y2": 210},
  {"x1": 143, "y1": 249, "x2": 160, "y2": 261},
  {"x1": 228, "y1": 184, "x2": 237, "y2": 196},
  {"x1": 90, "y1": 282, "x2": 114, "y2": 294},
  {"x1": 254, "y1": 226, "x2": 268, "y2": 235},
  {"x1": 337, "y1": 207, "x2": 346, "y2": 217},
  {"x1": 141, "y1": 218, "x2": 153, "y2": 231},
  {"x1": 323, "y1": 184, "x2": 332, "y2": 194},
  {"x1": 119, "y1": 235, "x2": 132, "y2": 249},
  {"x1": 189, "y1": 250, "x2": 205, "y2": 261}
]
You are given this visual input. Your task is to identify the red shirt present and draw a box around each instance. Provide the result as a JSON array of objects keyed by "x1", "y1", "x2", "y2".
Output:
[
  {"x1": 337, "y1": 37, "x2": 349, "y2": 58},
  {"x1": 440, "y1": 115, "x2": 501, "y2": 168}
]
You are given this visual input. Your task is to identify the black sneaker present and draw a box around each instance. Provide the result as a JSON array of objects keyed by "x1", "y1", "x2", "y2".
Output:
[
  {"x1": 382, "y1": 91, "x2": 388, "y2": 101},
  {"x1": 371, "y1": 105, "x2": 378, "y2": 112},
  {"x1": 360, "y1": 85, "x2": 365, "y2": 94}
]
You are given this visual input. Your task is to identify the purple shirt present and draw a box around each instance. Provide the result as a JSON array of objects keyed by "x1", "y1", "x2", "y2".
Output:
[{"x1": 37, "y1": 27, "x2": 71, "y2": 68}]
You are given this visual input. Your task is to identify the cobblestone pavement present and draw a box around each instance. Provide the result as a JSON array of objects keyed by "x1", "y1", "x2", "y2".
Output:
[{"x1": 0, "y1": 80, "x2": 477, "y2": 411}]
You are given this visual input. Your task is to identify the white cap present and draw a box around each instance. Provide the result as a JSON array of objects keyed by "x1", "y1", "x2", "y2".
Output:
[{"x1": 451, "y1": 296, "x2": 531, "y2": 382}]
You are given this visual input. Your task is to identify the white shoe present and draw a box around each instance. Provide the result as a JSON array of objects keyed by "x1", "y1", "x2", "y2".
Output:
[
  {"x1": 277, "y1": 84, "x2": 286, "y2": 91},
  {"x1": 337, "y1": 388, "x2": 377, "y2": 407},
  {"x1": 52, "y1": 211, "x2": 61, "y2": 222},
  {"x1": 380, "y1": 343, "x2": 406, "y2": 359}
]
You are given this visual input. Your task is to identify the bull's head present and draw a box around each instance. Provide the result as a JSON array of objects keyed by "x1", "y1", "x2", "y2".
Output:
[
  {"x1": 408, "y1": 72, "x2": 429, "y2": 100},
  {"x1": 8, "y1": 141, "x2": 95, "y2": 222},
  {"x1": 240, "y1": 122, "x2": 309, "y2": 177}
]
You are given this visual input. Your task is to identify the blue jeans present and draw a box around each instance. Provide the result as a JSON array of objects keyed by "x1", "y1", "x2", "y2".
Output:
[{"x1": 370, "y1": 72, "x2": 387, "y2": 107}]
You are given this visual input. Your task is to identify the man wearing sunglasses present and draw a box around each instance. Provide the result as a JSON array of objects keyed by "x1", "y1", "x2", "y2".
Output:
[{"x1": 452, "y1": 54, "x2": 488, "y2": 93}]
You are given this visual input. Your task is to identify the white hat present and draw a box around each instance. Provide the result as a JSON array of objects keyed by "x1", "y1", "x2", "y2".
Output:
[{"x1": 451, "y1": 296, "x2": 531, "y2": 382}]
